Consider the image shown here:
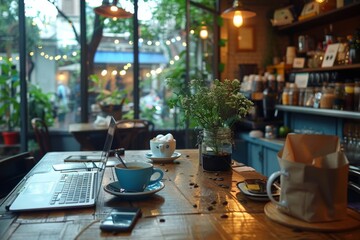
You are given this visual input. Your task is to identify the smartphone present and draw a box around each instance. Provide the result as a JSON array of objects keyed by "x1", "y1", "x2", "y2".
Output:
[{"x1": 100, "y1": 208, "x2": 141, "y2": 232}]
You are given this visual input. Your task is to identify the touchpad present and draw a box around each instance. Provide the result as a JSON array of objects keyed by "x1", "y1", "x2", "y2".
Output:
[{"x1": 24, "y1": 182, "x2": 55, "y2": 195}]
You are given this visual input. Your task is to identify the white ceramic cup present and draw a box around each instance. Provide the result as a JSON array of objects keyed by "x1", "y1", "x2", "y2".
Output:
[{"x1": 150, "y1": 139, "x2": 176, "y2": 158}]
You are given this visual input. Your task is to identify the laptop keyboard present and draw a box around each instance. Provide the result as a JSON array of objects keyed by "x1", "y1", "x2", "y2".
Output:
[{"x1": 50, "y1": 172, "x2": 94, "y2": 205}]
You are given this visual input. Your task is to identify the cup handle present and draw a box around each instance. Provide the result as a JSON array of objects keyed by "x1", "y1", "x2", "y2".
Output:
[
  {"x1": 266, "y1": 170, "x2": 288, "y2": 208},
  {"x1": 149, "y1": 168, "x2": 164, "y2": 185}
]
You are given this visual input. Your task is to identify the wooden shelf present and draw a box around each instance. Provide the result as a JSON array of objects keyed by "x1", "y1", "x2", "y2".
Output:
[
  {"x1": 277, "y1": 2, "x2": 360, "y2": 33},
  {"x1": 290, "y1": 63, "x2": 360, "y2": 73},
  {"x1": 276, "y1": 105, "x2": 360, "y2": 120}
]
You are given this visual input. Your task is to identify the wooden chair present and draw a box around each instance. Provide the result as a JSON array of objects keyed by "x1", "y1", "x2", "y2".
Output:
[
  {"x1": 113, "y1": 119, "x2": 154, "y2": 150},
  {"x1": 31, "y1": 118, "x2": 51, "y2": 158},
  {"x1": 0, "y1": 152, "x2": 36, "y2": 199}
]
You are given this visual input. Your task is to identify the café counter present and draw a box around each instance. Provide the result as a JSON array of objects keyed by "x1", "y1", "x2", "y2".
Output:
[{"x1": 0, "y1": 149, "x2": 359, "y2": 239}]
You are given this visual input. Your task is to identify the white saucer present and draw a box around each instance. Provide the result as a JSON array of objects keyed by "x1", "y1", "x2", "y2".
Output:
[
  {"x1": 104, "y1": 181, "x2": 165, "y2": 200},
  {"x1": 145, "y1": 152, "x2": 181, "y2": 163},
  {"x1": 237, "y1": 182, "x2": 280, "y2": 201}
]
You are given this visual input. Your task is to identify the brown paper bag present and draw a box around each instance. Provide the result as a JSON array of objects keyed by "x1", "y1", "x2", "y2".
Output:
[{"x1": 269, "y1": 134, "x2": 349, "y2": 222}]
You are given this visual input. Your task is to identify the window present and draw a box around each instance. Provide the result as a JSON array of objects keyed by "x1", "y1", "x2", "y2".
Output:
[{"x1": 0, "y1": 0, "x2": 219, "y2": 151}]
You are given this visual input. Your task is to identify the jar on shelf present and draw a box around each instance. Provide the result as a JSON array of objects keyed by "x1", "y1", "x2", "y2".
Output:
[
  {"x1": 288, "y1": 83, "x2": 299, "y2": 106},
  {"x1": 333, "y1": 83, "x2": 345, "y2": 110},
  {"x1": 282, "y1": 86, "x2": 290, "y2": 105},
  {"x1": 265, "y1": 125, "x2": 277, "y2": 139},
  {"x1": 304, "y1": 87, "x2": 315, "y2": 107},
  {"x1": 344, "y1": 80, "x2": 354, "y2": 111},
  {"x1": 354, "y1": 79, "x2": 360, "y2": 111},
  {"x1": 298, "y1": 88, "x2": 305, "y2": 107},
  {"x1": 320, "y1": 87, "x2": 335, "y2": 109}
]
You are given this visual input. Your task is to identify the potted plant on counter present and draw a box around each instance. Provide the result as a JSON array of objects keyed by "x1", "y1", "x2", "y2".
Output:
[
  {"x1": 0, "y1": 60, "x2": 20, "y2": 144},
  {"x1": 89, "y1": 74, "x2": 127, "y2": 120},
  {"x1": 0, "y1": 59, "x2": 55, "y2": 146},
  {"x1": 167, "y1": 78, "x2": 253, "y2": 171}
]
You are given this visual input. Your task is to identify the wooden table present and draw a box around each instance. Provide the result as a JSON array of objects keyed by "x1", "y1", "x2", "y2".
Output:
[{"x1": 1, "y1": 149, "x2": 359, "y2": 239}]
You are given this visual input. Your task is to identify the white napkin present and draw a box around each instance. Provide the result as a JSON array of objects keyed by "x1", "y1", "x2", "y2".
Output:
[{"x1": 94, "y1": 115, "x2": 111, "y2": 126}]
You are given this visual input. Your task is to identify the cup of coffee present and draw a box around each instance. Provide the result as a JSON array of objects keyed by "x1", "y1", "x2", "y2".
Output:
[
  {"x1": 115, "y1": 162, "x2": 164, "y2": 192},
  {"x1": 150, "y1": 133, "x2": 176, "y2": 158}
]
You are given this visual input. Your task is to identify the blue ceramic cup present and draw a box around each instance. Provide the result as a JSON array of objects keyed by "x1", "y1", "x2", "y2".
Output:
[{"x1": 115, "y1": 162, "x2": 164, "y2": 192}]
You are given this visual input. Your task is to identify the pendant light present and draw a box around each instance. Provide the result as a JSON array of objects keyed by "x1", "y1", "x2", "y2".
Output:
[
  {"x1": 221, "y1": 0, "x2": 256, "y2": 28},
  {"x1": 199, "y1": 26, "x2": 209, "y2": 39},
  {"x1": 94, "y1": 0, "x2": 133, "y2": 18}
]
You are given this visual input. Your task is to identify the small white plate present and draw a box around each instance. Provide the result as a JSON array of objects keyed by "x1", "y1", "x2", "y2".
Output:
[
  {"x1": 104, "y1": 181, "x2": 165, "y2": 200},
  {"x1": 237, "y1": 182, "x2": 280, "y2": 201},
  {"x1": 145, "y1": 152, "x2": 181, "y2": 163}
]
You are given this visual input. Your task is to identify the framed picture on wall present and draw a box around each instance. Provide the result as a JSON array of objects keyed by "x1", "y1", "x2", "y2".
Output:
[{"x1": 237, "y1": 26, "x2": 255, "y2": 51}]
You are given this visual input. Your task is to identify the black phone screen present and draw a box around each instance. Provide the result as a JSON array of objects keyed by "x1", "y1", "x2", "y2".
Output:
[{"x1": 100, "y1": 208, "x2": 141, "y2": 232}]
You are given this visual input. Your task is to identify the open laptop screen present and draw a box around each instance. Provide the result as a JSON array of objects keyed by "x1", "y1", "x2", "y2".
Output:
[{"x1": 95, "y1": 116, "x2": 116, "y2": 197}]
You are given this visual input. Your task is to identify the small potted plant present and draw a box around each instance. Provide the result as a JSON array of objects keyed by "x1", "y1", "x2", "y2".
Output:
[
  {"x1": 89, "y1": 74, "x2": 127, "y2": 120},
  {"x1": 0, "y1": 59, "x2": 56, "y2": 146},
  {"x1": 0, "y1": 60, "x2": 21, "y2": 144},
  {"x1": 167, "y1": 78, "x2": 253, "y2": 171}
]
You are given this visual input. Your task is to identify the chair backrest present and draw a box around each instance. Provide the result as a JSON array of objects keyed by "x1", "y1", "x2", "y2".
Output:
[
  {"x1": 114, "y1": 119, "x2": 154, "y2": 150},
  {"x1": 31, "y1": 118, "x2": 51, "y2": 158},
  {"x1": 0, "y1": 152, "x2": 36, "y2": 199}
]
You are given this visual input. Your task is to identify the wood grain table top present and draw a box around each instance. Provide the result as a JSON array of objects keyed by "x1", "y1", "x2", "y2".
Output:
[{"x1": 0, "y1": 149, "x2": 359, "y2": 239}]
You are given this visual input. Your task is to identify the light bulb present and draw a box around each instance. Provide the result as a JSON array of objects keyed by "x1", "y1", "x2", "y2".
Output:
[
  {"x1": 199, "y1": 26, "x2": 208, "y2": 39},
  {"x1": 110, "y1": 6, "x2": 118, "y2": 12},
  {"x1": 233, "y1": 11, "x2": 243, "y2": 27},
  {"x1": 315, "y1": 0, "x2": 325, "y2": 3}
]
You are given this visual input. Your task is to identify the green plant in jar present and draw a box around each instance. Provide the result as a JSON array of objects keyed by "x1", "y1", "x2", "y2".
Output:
[{"x1": 167, "y1": 79, "x2": 253, "y2": 132}]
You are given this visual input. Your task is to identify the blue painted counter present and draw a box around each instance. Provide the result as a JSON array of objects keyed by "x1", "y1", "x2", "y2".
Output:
[{"x1": 233, "y1": 132, "x2": 284, "y2": 177}]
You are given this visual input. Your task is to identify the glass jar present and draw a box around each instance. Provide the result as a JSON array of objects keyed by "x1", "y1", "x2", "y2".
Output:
[
  {"x1": 333, "y1": 83, "x2": 345, "y2": 110},
  {"x1": 304, "y1": 87, "x2": 314, "y2": 107},
  {"x1": 298, "y1": 88, "x2": 305, "y2": 107},
  {"x1": 282, "y1": 87, "x2": 290, "y2": 105},
  {"x1": 344, "y1": 81, "x2": 354, "y2": 111},
  {"x1": 354, "y1": 80, "x2": 360, "y2": 111},
  {"x1": 201, "y1": 128, "x2": 232, "y2": 171},
  {"x1": 320, "y1": 87, "x2": 335, "y2": 109},
  {"x1": 288, "y1": 84, "x2": 299, "y2": 106}
]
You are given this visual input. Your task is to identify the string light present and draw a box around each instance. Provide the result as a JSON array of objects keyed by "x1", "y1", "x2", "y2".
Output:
[{"x1": 1, "y1": 30, "x2": 201, "y2": 79}]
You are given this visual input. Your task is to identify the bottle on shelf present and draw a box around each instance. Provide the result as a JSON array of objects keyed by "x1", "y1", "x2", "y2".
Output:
[
  {"x1": 262, "y1": 74, "x2": 277, "y2": 120},
  {"x1": 349, "y1": 28, "x2": 360, "y2": 64},
  {"x1": 354, "y1": 79, "x2": 360, "y2": 111},
  {"x1": 333, "y1": 82, "x2": 345, "y2": 110},
  {"x1": 344, "y1": 79, "x2": 355, "y2": 111}
]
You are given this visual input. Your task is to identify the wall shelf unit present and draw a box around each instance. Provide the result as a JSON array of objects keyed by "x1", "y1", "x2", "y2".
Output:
[
  {"x1": 276, "y1": 105, "x2": 360, "y2": 120},
  {"x1": 290, "y1": 63, "x2": 360, "y2": 73},
  {"x1": 277, "y1": 2, "x2": 360, "y2": 33}
]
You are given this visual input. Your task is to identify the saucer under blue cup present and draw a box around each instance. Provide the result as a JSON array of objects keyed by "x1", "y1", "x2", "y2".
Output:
[{"x1": 104, "y1": 181, "x2": 165, "y2": 200}]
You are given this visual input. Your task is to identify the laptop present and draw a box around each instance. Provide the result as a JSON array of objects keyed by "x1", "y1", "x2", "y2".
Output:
[{"x1": 9, "y1": 117, "x2": 116, "y2": 212}]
